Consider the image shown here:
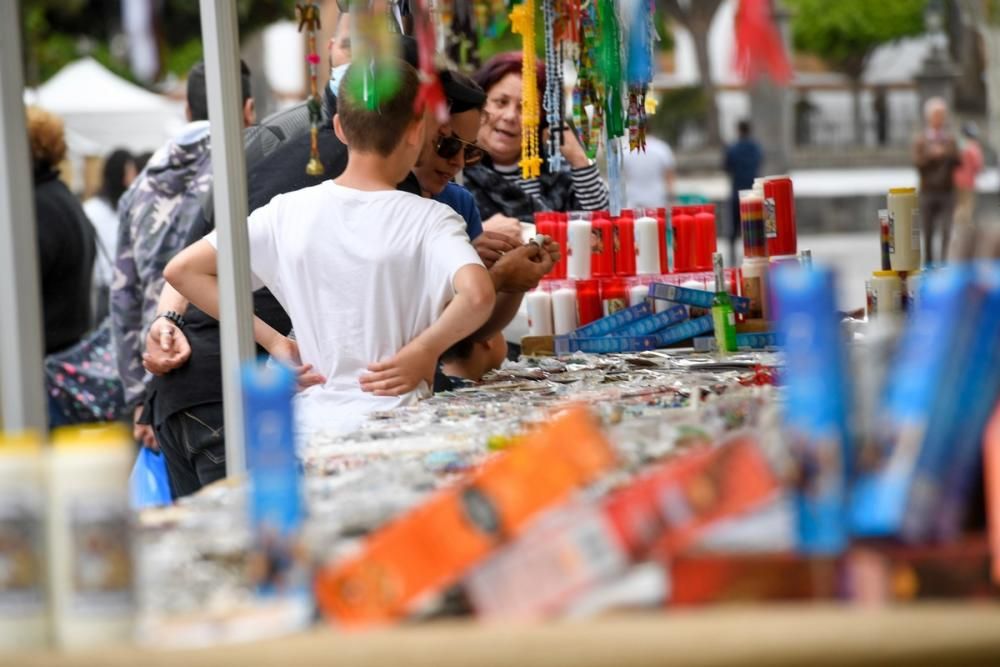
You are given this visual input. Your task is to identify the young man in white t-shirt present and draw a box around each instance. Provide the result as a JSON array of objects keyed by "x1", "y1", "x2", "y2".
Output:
[{"x1": 164, "y1": 61, "x2": 495, "y2": 434}]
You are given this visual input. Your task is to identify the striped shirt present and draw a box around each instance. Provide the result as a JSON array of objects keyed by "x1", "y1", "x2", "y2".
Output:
[{"x1": 493, "y1": 161, "x2": 610, "y2": 212}]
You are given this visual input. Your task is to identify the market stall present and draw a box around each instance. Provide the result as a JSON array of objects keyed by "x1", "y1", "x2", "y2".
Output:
[{"x1": 4, "y1": 0, "x2": 1000, "y2": 663}]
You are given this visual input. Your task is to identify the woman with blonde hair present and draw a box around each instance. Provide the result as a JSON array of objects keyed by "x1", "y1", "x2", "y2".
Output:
[{"x1": 26, "y1": 106, "x2": 96, "y2": 354}]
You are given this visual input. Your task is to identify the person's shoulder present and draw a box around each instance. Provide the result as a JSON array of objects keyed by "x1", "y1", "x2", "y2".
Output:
[{"x1": 437, "y1": 182, "x2": 475, "y2": 206}]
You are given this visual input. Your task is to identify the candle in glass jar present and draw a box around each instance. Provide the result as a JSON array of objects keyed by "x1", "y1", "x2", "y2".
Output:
[
  {"x1": 552, "y1": 287, "x2": 578, "y2": 335},
  {"x1": 567, "y1": 216, "x2": 593, "y2": 279},
  {"x1": 634, "y1": 215, "x2": 661, "y2": 275},
  {"x1": 526, "y1": 290, "x2": 554, "y2": 336}
]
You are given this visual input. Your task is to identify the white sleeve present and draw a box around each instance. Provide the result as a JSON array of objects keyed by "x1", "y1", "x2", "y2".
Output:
[
  {"x1": 423, "y1": 208, "x2": 485, "y2": 297},
  {"x1": 202, "y1": 204, "x2": 278, "y2": 292}
]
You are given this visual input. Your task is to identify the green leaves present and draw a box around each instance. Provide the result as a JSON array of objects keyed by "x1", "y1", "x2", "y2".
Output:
[{"x1": 785, "y1": 0, "x2": 928, "y2": 76}]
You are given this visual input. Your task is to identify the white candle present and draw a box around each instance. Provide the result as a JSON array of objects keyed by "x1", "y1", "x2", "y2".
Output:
[
  {"x1": 628, "y1": 283, "x2": 649, "y2": 308},
  {"x1": 634, "y1": 215, "x2": 661, "y2": 275},
  {"x1": 566, "y1": 218, "x2": 592, "y2": 279},
  {"x1": 525, "y1": 290, "x2": 554, "y2": 336},
  {"x1": 552, "y1": 287, "x2": 578, "y2": 335}
]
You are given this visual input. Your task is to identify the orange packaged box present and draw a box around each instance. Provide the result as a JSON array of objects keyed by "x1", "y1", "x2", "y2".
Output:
[{"x1": 315, "y1": 407, "x2": 616, "y2": 627}]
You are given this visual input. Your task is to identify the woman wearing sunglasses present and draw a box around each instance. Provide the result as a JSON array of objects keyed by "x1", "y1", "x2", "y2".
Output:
[{"x1": 463, "y1": 52, "x2": 610, "y2": 227}]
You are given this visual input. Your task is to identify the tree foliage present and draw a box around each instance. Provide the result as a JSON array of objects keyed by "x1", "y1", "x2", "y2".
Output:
[
  {"x1": 785, "y1": 0, "x2": 928, "y2": 78},
  {"x1": 21, "y1": 0, "x2": 298, "y2": 86}
]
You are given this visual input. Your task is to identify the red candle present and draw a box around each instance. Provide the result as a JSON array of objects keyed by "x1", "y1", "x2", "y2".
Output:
[
  {"x1": 601, "y1": 278, "x2": 628, "y2": 316},
  {"x1": 693, "y1": 205, "x2": 717, "y2": 272},
  {"x1": 764, "y1": 176, "x2": 797, "y2": 257},
  {"x1": 672, "y1": 206, "x2": 696, "y2": 273},
  {"x1": 657, "y1": 208, "x2": 668, "y2": 274},
  {"x1": 576, "y1": 279, "x2": 603, "y2": 326},
  {"x1": 591, "y1": 214, "x2": 614, "y2": 277},
  {"x1": 613, "y1": 216, "x2": 636, "y2": 277}
]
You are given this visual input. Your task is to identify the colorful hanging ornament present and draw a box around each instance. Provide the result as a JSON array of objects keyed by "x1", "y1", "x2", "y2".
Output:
[
  {"x1": 735, "y1": 0, "x2": 793, "y2": 85},
  {"x1": 572, "y1": 1, "x2": 604, "y2": 161},
  {"x1": 345, "y1": 0, "x2": 401, "y2": 112},
  {"x1": 596, "y1": 0, "x2": 624, "y2": 140},
  {"x1": 411, "y1": 0, "x2": 448, "y2": 121},
  {"x1": 511, "y1": 0, "x2": 542, "y2": 179},
  {"x1": 624, "y1": 0, "x2": 655, "y2": 152},
  {"x1": 542, "y1": 0, "x2": 565, "y2": 173},
  {"x1": 297, "y1": 2, "x2": 325, "y2": 176}
]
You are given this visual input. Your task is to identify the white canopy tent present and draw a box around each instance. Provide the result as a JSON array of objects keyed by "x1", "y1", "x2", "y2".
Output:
[
  {"x1": 25, "y1": 57, "x2": 184, "y2": 156},
  {"x1": 2, "y1": 3, "x2": 254, "y2": 466}
]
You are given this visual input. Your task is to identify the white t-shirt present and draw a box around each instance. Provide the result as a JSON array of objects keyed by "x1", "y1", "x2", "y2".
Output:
[
  {"x1": 622, "y1": 136, "x2": 676, "y2": 209},
  {"x1": 206, "y1": 181, "x2": 483, "y2": 435},
  {"x1": 83, "y1": 196, "x2": 118, "y2": 288}
]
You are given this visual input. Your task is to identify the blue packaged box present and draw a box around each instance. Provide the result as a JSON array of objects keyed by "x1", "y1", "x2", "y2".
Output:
[
  {"x1": 917, "y1": 263, "x2": 1000, "y2": 541},
  {"x1": 243, "y1": 362, "x2": 310, "y2": 608},
  {"x1": 573, "y1": 302, "x2": 652, "y2": 338},
  {"x1": 849, "y1": 266, "x2": 978, "y2": 540},
  {"x1": 616, "y1": 304, "x2": 688, "y2": 337},
  {"x1": 648, "y1": 282, "x2": 751, "y2": 315},
  {"x1": 554, "y1": 334, "x2": 661, "y2": 355},
  {"x1": 652, "y1": 315, "x2": 714, "y2": 346},
  {"x1": 773, "y1": 265, "x2": 852, "y2": 554}
]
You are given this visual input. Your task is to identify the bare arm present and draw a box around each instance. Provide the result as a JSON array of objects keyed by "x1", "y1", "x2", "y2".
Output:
[
  {"x1": 360, "y1": 264, "x2": 495, "y2": 396},
  {"x1": 142, "y1": 282, "x2": 192, "y2": 375},
  {"x1": 163, "y1": 240, "x2": 323, "y2": 390}
]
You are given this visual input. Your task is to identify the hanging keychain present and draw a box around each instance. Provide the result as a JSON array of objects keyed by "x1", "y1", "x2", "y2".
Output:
[
  {"x1": 542, "y1": 0, "x2": 564, "y2": 173},
  {"x1": 411, "y1": 0, "x2": 448, "y2": 122},
  {"x1": 297, "y1": 3, "x2": 325, "y2": 176},
  {"x1": 511, "y1": 0, "x2": 542, "y2": 179}
]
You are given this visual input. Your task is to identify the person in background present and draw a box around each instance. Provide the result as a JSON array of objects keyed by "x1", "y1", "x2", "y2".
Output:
[
  {"x1": 464, "y1": 52, "x2": 609, "y2": 236},
  {"x1": 26, "y1": 106, "x2": 96, "y2": 357},
  {"x1": 83, "y1": 148, "x2": 137, "y2": 322},
  {"x1": 622, "y1": 134, "x2": 676, "y2": 211},
  {"x1": 723, "y1": 119, "x2": 763, "y2": 265},
  {"x1": 410, "y1": 70, "x2": 558, "y2": 382},
  {"x1": 953, "y1": 121, "x2": 983, "y2": 230},
  {"x1": 164, "y1": 60, "x2": 495, "y2": 437},
  {"x1": 912, "y1": 96, "x2": 959, "y2": 264},
  {"x1": 112, "y1": 60, "x2": 254, "y2": 451},
  {"x1": 134, "y1": 151, "x2": 154, "y2": 173}
]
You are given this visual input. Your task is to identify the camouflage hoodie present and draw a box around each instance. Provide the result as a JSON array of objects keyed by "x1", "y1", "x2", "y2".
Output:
[{"x1": 111, "y1": 121, "x2": 213, "y2": 407}]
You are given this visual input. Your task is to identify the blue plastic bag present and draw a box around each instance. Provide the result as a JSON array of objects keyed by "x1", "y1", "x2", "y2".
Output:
[{"x1": 129, "y1": 448, "x2": 172, "y2": 510}]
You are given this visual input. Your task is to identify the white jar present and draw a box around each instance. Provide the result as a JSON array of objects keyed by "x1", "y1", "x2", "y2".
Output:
[
  {"x1": 0, "y1": 434, "x2": 47, "y2": 651},
  {"x1": 633, "y1": 215, "x2": 661, "y2": 275},
  {"x1": 741, "y1": 257, "x2": 771, "y2": 320},
  {"x1": 47, "y1": 425, "x2": 134, "y2": 649},
  {"x1": 868, "y1": 270, "x2": 903, "y2": 318},
  {"x1": 887, "y1": 187, "x2": 921, "y2": 272},
  {"x1": 552, "y1": 287, "x2": 579, "y2": 335},
  {"x1": 525, "y1": 290, "x2": 554, "y2": 336},
  {"x1": 566, "y1": 217, "x2": 592, "y2": 280}
]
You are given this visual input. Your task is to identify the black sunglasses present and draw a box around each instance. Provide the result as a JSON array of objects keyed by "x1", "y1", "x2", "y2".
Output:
[{"x1": 435, "y1": 133, "x2": 484, "y2": 166}]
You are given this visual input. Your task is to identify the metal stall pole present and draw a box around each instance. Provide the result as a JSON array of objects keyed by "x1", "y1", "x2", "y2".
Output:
[
  {"x1": 0, "y1": 2, "x2": 47, "y2": 432},
  {"x1": 198, "y1": 0, "x2": 256, "y2": 475}
]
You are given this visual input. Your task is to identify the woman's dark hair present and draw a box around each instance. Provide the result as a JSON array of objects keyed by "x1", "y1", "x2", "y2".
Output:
[
  {"x1": 100, "y1": 148, "x2": 135, "y2": 205},
  {"x1": 472, "y1": 52, "x2": 545, "y2": 104},
  {"x1": 441, "y1": 70, "x2": 486, "y2": 114}
]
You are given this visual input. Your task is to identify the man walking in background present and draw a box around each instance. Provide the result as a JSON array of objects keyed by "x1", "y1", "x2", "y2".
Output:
[
  {"x1": 724, "y1": 120, "x2": 763, "y2": 265},
  {"x1": 912, "y1": 97, "x2": 959, "y2": 264}
]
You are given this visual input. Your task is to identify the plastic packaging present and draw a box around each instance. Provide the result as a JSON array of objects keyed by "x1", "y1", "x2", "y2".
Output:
[
  {"x1": 773, "y1": 265, "x2": 852, "y2": 554},
  {"x1": 526, "y1": 290, "x2": 554, "y2": 336},
  {"x1": 128, "y1": 448, "x2": 172, "y2": 511},
  {"x1": 0, "y1": 433, "x2": 47, "y2": 651},
  {"x1": 648, "y1": 282, "x2": 751, "y2": 315},
  {"x1": 887, "y1": 187, "x2": 921, "y2": 272},
  {"x1": 615, "y1": 305, "x2": 688, "y2": 337},
  {"x1": 47, "y1": 424, "x2": 134, "y2": 649}
]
